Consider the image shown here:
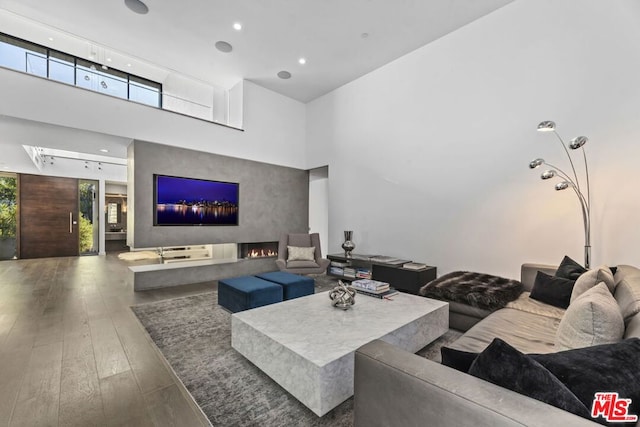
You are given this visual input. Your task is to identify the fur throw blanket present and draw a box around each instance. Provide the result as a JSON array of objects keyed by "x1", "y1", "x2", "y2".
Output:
[{"x1": 419, "y1": 271, "x2": 523, "y2": 310}]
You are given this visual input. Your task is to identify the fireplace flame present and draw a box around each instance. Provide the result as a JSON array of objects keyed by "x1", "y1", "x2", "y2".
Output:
[{"x1": 248, "y1": 249, "x2": 277, "y2": 258}]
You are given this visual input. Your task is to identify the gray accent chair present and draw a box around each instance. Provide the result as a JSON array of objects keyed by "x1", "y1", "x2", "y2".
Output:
[{"x1": 275, "y1": 233, "x2": 330, "y2": 275}]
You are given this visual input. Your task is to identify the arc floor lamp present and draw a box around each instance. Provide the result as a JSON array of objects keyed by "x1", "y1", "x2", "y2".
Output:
[{"x1": 529, "y1": 121, "x2": 591, "y2": 268}]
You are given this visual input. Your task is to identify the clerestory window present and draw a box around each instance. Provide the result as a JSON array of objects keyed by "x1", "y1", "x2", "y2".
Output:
[{"x1": 0, "y1": 32, "x2": 162, "y2": 108}]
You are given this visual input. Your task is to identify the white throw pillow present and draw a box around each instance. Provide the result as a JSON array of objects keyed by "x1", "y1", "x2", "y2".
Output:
[
  {"x1": 287, "y1": 246, "x2": 315, "y2": 262},
  {"x1": 570, "y1": 266, "x2": 615, "y2": 303},
  {"x1": 555, "y1": 282, "x2": 624, "y2": 351}
]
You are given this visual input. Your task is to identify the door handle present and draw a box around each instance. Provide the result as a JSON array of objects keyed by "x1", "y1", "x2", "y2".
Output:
[{"x1": 70, "y1": 212, "x2": 73, "y2": 233}]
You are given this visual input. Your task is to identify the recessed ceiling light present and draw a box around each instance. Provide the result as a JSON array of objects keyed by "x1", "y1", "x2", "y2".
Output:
[
  {"x1": 100, "y1": 149, "x2": 109, "y2": 153},
  {"x1": 106, "y1": 58, "x2": 112, "y2": 62},
  {"x1": 277, "y1": 71, "x2": 292, "y2": 79},
  {"x1": 298, "y1": 58, "x2": 306, "y2": 65},
  {"x1": 124, "y1": 0, "x2": 149, "y2": 15},
  {"x1": 48, "y1": 37, "x2": 54, "y2": 41},
  {"x1": 233, "y1": 22, "x2": 242, "y2": 31},
  {"x1": 127, "y1": 63, "x2": 132, "y2": 67},
  {"x1": 361, "y1": 32, "x2": 369, "y2": 38},
  {"x1": 215, "y1": 41, "x2": 233, "y2": 53}
]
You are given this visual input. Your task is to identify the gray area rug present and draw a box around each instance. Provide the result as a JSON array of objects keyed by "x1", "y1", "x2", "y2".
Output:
[{"x1": 131, "y1": 276, "x2": 462, "y2": 426}]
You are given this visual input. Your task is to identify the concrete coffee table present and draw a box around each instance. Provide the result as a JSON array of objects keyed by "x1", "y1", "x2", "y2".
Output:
[{"x1": 231, "y1": 291, "x2": 448, "y2": 416}]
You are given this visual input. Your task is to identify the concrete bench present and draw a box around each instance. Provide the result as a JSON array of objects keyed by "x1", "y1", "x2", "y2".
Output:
[{"x1": 218, "y1": 276, "x2": 283, "y2": 313}]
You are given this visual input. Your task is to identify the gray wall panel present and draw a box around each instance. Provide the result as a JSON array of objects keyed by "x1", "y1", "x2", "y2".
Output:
[{"x1": 129, "y1": 140, "x2": 309, "y2": 248}]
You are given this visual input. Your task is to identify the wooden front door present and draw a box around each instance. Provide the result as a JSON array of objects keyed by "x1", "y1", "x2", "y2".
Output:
[{"x1": 19, "y1": 174, "x2": 79, "y2": 259}]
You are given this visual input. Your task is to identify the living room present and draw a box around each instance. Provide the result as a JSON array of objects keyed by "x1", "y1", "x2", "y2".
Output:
[
  {"x1": 1, "y1": 0, "x2": 640, "y2": 426},
  {"x1": 2, "y1": 1, "x2": 639, "y2": 274}
]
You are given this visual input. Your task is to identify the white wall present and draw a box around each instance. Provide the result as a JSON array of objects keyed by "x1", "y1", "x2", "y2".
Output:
[
  {"x1": 306, "y1": 0, "x2": 640, "y2": 279},
  {"x1": 309, "y1": 166, "x2": 329, "y2": 257},
  {"x1": 105, "y1": 183, "x2": 127, "y2": 195},
  {"x1": 0, "y1": 70, "x2": 306, "y2": 169}
]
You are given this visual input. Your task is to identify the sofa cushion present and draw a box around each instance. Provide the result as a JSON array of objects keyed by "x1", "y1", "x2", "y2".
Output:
[
  {"x1": 506, "y1": 292, "x2": 566, "y2": 320},
  {"x1": 555, "y1": 256, "x2": 587, "y2": 281},
  {"x1": 571, "y1": 266, "x2": 615, "y2": 302},
  {"x1": 529, "y1": 271, "x2": 575, "y2": 309},
  {"x1": 447, "y1": 307, "x2": 559, "y2": 354},
  {"x1": 556, "y1": 282, "x2": 624, "y2": 351},
  {"x1": 287, "y1": 245, "x2": 315, "y2": 262},
  {"x1": 613, "y1": 272, "x2": 640, "y2": 323},
  {"x1": 468, "y1": 338, "x2": 591, "y2": 420},
  {"x1": 286, "y1": 260, "x2": 319, "y2": 268}
]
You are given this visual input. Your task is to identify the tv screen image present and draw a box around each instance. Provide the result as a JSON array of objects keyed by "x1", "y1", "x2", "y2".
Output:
[{"x1": 154, "y1": 174, "x2": 239, "y2": 226}]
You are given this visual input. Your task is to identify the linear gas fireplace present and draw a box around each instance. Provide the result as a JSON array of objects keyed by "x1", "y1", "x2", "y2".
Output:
[{"x1": 239, "y1": 241, "x2": 278, "y2": 259}]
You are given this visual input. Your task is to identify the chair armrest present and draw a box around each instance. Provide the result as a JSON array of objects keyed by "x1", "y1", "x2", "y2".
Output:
[
  {"x1": 275, "y1": 259, "x2": 286, "y2": 270},
  {"x1": 354, "y1": 339, "x2": 597, "y2": 427},
  {"x1": 317, "y1": 258, "x2": 330, "y2": 270}
]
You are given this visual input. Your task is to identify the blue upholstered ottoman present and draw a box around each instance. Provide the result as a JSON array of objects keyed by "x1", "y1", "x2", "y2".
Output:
[
  {"x1": 255, "y1": 271, "x2": 315, "y2": 300},
  {"x1": 218, "y1": 276, "x2": 283, "y2": 313}
]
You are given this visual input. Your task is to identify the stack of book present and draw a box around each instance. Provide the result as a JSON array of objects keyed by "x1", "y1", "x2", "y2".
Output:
[
  {"x1": 329, "y1": 266, "x2": 344, "y2": 276},
  {"x1": 370, "y1": 255, "x2": 412, "y2": 266},
  {"x1": 355, "y1": 268, "x2": 372, "y2": 279},
  {"x1": 402, "y1": 262, "x2": 428, "y2": 270},
  {"x1": 343, "y1": 267, "x2": 357, "y2": 278},
  {"x1": 329, "y1": 260, "x2": 349, "y2": 276},
  {"x1": 330, "y1": 260, "x2": 349, "y2": 268},
  {"x1": 352, "y1": 279, "x2": 399, "y2": 299}
]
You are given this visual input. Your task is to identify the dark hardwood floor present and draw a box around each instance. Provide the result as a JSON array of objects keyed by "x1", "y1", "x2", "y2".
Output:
[{"x1": 0, "y1": 254, "x2": 214, "y2": 426}]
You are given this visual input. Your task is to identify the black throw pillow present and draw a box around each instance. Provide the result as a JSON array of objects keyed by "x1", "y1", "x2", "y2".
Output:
[
  {"x1": 529, "y1": 271, "x2": 575, "y2": 309},
  {"x1": 534, "y1": 338, "x2": 640, "y2": 424},
  {"x1": 440, "y1": 346, "x2": 478, "y2": 373},
  {"x1": 468, "y1": 338, "x2": 591, "y2": 419},
  {"x1": 556, "y1": 256, "x2": 588, "y2": 280},
  {"x1": 441, "y1": 339, "x2": 640, "y2": 425}
]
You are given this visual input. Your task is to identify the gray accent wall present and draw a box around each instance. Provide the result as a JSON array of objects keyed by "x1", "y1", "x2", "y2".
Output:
[{"x1": 128, "y1": 140, "x2": 309, "y2": 249}]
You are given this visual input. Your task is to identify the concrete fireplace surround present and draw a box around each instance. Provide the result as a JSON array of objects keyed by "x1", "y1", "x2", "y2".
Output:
[
  {"x1": 130, "y1": 254, "x2": 278, "y2": 291},
  {"x1": 127, "y1": 140, "x2": 309, "y2": 290}
]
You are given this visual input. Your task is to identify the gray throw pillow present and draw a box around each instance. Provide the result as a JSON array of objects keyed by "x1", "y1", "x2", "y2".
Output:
[
  {"x1": 570, "y1": 266, "x2": 615, "y2": 303},
  {"x1": 556, "y1": 282, "x2": 624, "y2": 351},
  {"x1": 287, "y1": 246, "x2": 315, "y2": 262}
]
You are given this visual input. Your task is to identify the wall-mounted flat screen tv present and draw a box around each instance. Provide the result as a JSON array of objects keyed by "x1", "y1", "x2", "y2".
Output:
[{"x1": 154, "y1": 174, "x2": 239, "y2": 226}]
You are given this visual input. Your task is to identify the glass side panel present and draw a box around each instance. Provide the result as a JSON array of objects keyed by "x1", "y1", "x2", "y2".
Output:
[
  {"x1": 49, "y1": 51, "x2": 75, "y2": 84},
  {"x1": 97, "y1": 72, "x2": 128, "y2": 98},
  {"x1": 0, "y1": 41, "x2": 28, "y2": 71},
  {"x1": 0, "y1": 34, "x2": 46, "y2": 73},
  {"x1": 25, "y1": 52, "x2": 47, "y2": 77},
  {"x1": 129, "y1": 81, "x2": 161, "y2": 107},
  {"x1": 76, "y1": 59, "x2": 129, "y2": 100},
  {"x1": 0, "y1": 174, "x2": 17, "y2": 260},
  {"x1": 79, "y1": 180, "x2": 99, "y2": 255}
]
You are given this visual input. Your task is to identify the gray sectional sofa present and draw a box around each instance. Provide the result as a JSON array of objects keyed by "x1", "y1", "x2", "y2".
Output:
[{"x1": 354, "y1": 263, "x2": 640, "y2": 427}]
